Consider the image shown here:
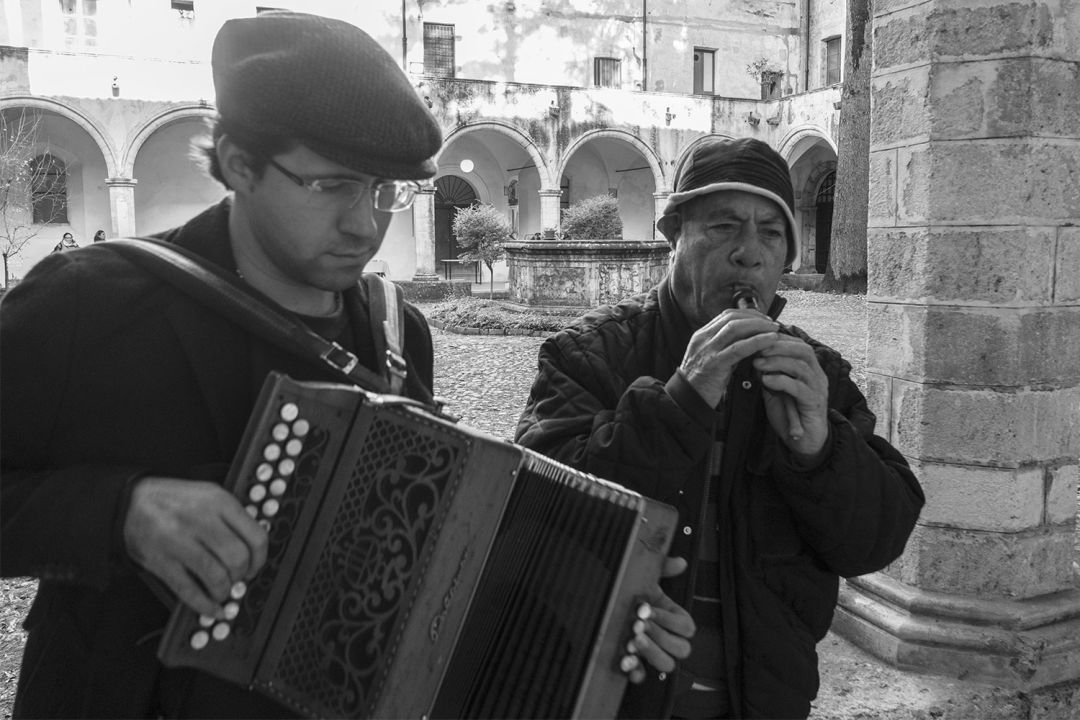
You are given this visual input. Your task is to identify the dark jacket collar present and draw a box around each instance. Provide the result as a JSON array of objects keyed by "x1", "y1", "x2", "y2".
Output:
[{"x1": 151, "y1": 197, "x2": 238, "y2": 272}]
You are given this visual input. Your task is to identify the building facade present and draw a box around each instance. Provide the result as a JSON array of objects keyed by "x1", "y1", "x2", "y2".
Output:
[{"x1": 0, "y1": 0, "x2": 845, "y2": 283}]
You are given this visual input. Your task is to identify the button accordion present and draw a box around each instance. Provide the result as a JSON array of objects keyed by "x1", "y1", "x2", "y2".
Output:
[{"x1": 157, "y1": 372, "x2": 678, "y2": 718}]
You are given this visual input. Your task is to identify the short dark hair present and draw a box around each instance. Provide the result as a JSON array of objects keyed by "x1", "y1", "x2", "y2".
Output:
[{"x1": 194, "y1": 117, "x2": 297, "y2": 189}]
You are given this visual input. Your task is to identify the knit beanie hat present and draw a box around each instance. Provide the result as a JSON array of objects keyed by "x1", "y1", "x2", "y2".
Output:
[
  {"x1": 212, "y1": 11, "x2": 442, "y2": 180},
  {"x1": 657, "y1": 138, "x2": 798, "y2": 266}
]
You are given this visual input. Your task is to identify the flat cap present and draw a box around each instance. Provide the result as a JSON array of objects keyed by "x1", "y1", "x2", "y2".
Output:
[
  {"x1": 212, "y1": 11, "x2": 442, "y2": 180},
  {"x1": 657, "y1": 138, "x2": 798, "y2": 266}
]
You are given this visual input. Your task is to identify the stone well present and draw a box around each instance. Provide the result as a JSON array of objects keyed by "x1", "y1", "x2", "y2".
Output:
[{"x1": 504, "y1": 238, "x2": 670, "y2": 310}]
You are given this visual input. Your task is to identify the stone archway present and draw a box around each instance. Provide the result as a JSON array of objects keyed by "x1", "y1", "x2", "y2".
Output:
[
  {"x1": 557, "y1": 130, "x2": 664, "y2": 241},
  {"x1": 783, "y1": 132, "x2": 837, "y2": 274}
]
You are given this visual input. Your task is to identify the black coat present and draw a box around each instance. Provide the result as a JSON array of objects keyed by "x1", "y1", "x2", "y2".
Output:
[
  {"x1": 516, "y1": 278, "x2": 924, "y2": 719},
  {"x1": 1, "y1": 200, "x2": 434, "y2": 717}
]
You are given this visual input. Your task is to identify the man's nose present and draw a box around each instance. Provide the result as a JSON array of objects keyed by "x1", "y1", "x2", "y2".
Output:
[
  {"x1": 340, "y1": 193, "x2": 379, "y2": 240},
  {"x1": 730, "y1": 224, "x2": 765, "y2": 266}
]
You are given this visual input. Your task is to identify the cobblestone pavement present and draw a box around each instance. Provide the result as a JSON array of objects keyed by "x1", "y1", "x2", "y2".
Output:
[{"x1": 431, "y1": 327, "x2": 544, "y2": 441}]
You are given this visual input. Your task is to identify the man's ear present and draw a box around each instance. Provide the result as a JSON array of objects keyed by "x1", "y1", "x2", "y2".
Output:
[{"x1": 216, "y1": 134, "x2": 256, "y2": 192}]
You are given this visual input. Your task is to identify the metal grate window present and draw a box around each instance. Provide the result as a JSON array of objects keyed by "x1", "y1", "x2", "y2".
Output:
[
  {"x1": 424, "y1": 23, "x2": 455, "y2": 78},
  {"x1": 816, "y1": 171, "x2": 836, "y2": 204},
  {"x1": 825, "y1": 37, "x2": 842, "y2": 85},
  {"x1": 31, "y1": 154, "x2": 68, "y2": 224},
  {"x1": 593, "y1": 57, "x2": 621, "y2": 88}
]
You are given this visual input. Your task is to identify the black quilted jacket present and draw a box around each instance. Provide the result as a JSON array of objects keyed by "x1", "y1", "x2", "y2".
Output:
[{"x1": 515, "y1": 278, "x2": 923, "y2": 719}]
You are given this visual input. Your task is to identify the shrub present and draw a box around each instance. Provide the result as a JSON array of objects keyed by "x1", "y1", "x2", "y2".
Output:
[{"x1": 561, "y1": 194, "x2": 622, "y2": 240}]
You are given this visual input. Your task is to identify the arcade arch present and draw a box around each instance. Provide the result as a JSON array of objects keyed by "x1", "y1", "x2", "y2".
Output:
[
  {"x1": 558, "y1": 131, "x2": 663, "y2": 241},
  {"x1": 0, "y1": 103, "x2": 112, "y2": 276},
  {"x1": 781, "y1": 130, "x2": 837, "y2": 274},
  {"x1": 131, "y1": 114, "x2": 228, "y2": 235}
]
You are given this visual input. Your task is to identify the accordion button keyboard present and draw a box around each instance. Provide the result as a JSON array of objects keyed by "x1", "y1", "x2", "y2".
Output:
[
  {"x1": 262, "y1": 499, "x2": 280, "y2": 518},
  {"x1": 248, "y1": 484, "x2": 267, "y2": 503},
  {"x1": 190, "y1": 630, "x2": 209, "y2": 650},
  {"x1": 263, "y1": 444, "x2": 282, "y2": 462},
  {"x1": 280, "y1": 403, "x2": 299, "y2": 422},
  {"x1": 230, "y1": 581, "x2": 247, "y2": 600},
  {"x1": 223, "y1": 602, "x2": 240, "y2": 620},
  {"x1": 277, "y1": 459, "x2": 295, "y2": 477},
  {"x1": 284, "y1": 439, "x2": 303, "y2": 457},
  {"x1": 255, "y1": 463, "x2": 273, "y2": 482},
  {"x1": 269, "y1": 479, "x2": 287, "y2": 497},
  {"x1": 271, "y1": 423, "x2": 290, "y2": 442},
  {"x1": 291, "y1": 419, "x2": 310, "y2": 437},
  {"x1": 211, "y1": 622, "x2": 231, "y2": 641}
]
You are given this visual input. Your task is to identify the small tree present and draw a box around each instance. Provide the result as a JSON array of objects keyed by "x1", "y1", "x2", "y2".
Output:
[
  {"x1": 561, "y1": 194, "x2": 622, "y2": 240},
  {"x1": 1, "y1": 109, "x2": 65, "y2": 287},
  {"x1": 453, "y1": 202, "x2": 511, "y2": 299}
]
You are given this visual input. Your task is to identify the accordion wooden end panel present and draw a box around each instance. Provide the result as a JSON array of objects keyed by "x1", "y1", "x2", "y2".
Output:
[{"x1": 158, "y1": 372, "x2": 678, "y2": 719}]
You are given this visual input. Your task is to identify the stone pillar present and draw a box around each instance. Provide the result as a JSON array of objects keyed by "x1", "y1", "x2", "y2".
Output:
[
  {"x1": 833, "y1": 0, "x2": 1080, "y2": 706},
  {"x1": 652, "y1": 191, "x2": 670, "y2": 242},
  {"x1": 539, "y1": 189, "x2": 563, "y2": 238},
  {"x1": 412, "y1": 184, "x2": 438, "y2": 281},
  {"x1": 106, "y1": 178, "x2": 137, "y2": 238}
]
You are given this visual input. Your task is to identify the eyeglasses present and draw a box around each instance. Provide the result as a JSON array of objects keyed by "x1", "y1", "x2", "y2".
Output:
[{"x1": 262, "y1": 156, "x2": 419, "y2": 212}]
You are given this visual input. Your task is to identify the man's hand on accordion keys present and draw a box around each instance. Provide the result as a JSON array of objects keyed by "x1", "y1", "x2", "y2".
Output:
[
  {"x1": 123, "y1": 477, "x2": 269, "y2": 619},
  {"x1": 620, "y1": 556, "x2": 696, "y2": 684}
]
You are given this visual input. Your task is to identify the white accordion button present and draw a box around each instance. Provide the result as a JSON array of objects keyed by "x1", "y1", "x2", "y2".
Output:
[
  {"x1": 190, "y1": 630, "x2": 210, "y2": 650},
  {"x1": 291, "y1": 419, "x2": 310, "y2": 437},
  {"x1": 271, "y1": 423, "x2": 290, "y2": 442},
  {"x1": 223, "y1": 602, "x2": 240, "y2": 620},
  {"x1": 263, "y1": 444, "x2": 282, "y2": 462},
  {"x1": 280, "y1": 403, "x2": 299, "y2": 422},
  {"x1": 284, "y1": 439, "x2": 303, "y2": 457},
  {"x1": 248, "y1": 484, "x2": 267, "y2": 503},
  {"x1": 269, "y1": 479, "x2": 287, "y2": 497},
  {"x1": 198, "y1": 614, "x2": 215, "y2": 628},
  {"x1": 230, "y1": 581, "x2": 247, "y2": 600},
  {"x1": 255, "y1": 463, "x2": 273, "y2": 482},
  {"x1": 212, "y1": 622, "x2": 231, "y2": 641},
  {"x1": 262, "y1": 499, "x2": 280, "y2": 518},
  {"x1": 258, "y1": 519, "x2": 271, "y2": 532},
  {"x1": 245, "y1": 505, "x2": 258, "y2": 518},
  {"x1": 277, "y1": 458, "x2": 296, "y2": 477}
]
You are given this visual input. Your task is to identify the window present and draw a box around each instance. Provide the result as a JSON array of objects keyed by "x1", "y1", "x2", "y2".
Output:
[
  {"x1": 59, "y1": 0, "x2": 97, "y2": 48},
  {"x1": 825, "y1": 36, "x2": 842, "y2": 85},
  {"x1": 30, "y1": 154, "x2": 68, "y2": 225},
  {"x1": 593, "y1": 57, "x2": 621, "y2": 88},
  {"x1": 693, "y1": 48, "x2": 715, "y2": 95},
  {"x1": 171, "y1": 0, "x2": 194, "y2": 19},
  {"x1": 423, "y1": 23, "x2": 455, "y2": 78}
]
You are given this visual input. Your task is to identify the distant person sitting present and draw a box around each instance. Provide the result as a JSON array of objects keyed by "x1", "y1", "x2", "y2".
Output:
[
  {"x1": 93, "y1": 229, "x2": 107, "y2": 243},
  {"x1": 51, "y1": 232, "x2": 78, "y2": 252}
]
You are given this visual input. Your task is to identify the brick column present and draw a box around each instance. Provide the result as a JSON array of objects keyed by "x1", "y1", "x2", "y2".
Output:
[
  {"x1": 106, "y1": 178, "x2": 137, "y2": 238},
  {"x1": 833, "y1": 0, "x2": 1080, "y2": 704},
  {"x1": 412, "y1": 184, "x2": 438, "y2": 281},
  {"x1": 539, "y1": 189, "x2": 563, "y2": 238}
]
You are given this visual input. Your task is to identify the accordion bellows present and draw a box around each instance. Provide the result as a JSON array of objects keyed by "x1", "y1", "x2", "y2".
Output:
[{"x1": 159, "y1": 372, "x2": 678, "y2": 719}]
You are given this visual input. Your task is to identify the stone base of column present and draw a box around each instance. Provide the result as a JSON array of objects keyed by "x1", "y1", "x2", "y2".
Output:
[
  {"x1": 833, "y1": 573, "x2": 1080, "y2": 691},
  {"x1": 411, "y1": 273, "x2": 440, "y2": 282}
]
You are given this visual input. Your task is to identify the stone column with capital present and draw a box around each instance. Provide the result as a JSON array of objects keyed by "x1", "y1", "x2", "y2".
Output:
[
  {"x1": 652, "y1": 191, "x2": 670, "y2": 243},
  {"x1": 106, "y1": 178, "x2": 137, "y2": 238},
  {"x1": 412, "y1": 185, "x2": 438, "y2": 281},
  {"x1": 539, "y1": 189, "x2": 563, "y2": 238},
  {"x1": 834, "y1": 0, "x2": 1080, "y2": 709}
]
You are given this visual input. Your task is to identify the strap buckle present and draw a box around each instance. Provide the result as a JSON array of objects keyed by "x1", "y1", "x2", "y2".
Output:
[
  {"x1": 321, "y1": 342, "x2": 359, "y2": 375},
  {"x1": 385, "y1": 349, "x2": 408, "y2": 383}
]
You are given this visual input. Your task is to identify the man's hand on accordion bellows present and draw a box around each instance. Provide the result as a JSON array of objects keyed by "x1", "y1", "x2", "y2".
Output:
[
  {"x1": 621, "y1": 556, "x2": 695, "y2": 684},
  {"x1": 123, "y1": 477, "x2": 269, "y2": 618}
]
